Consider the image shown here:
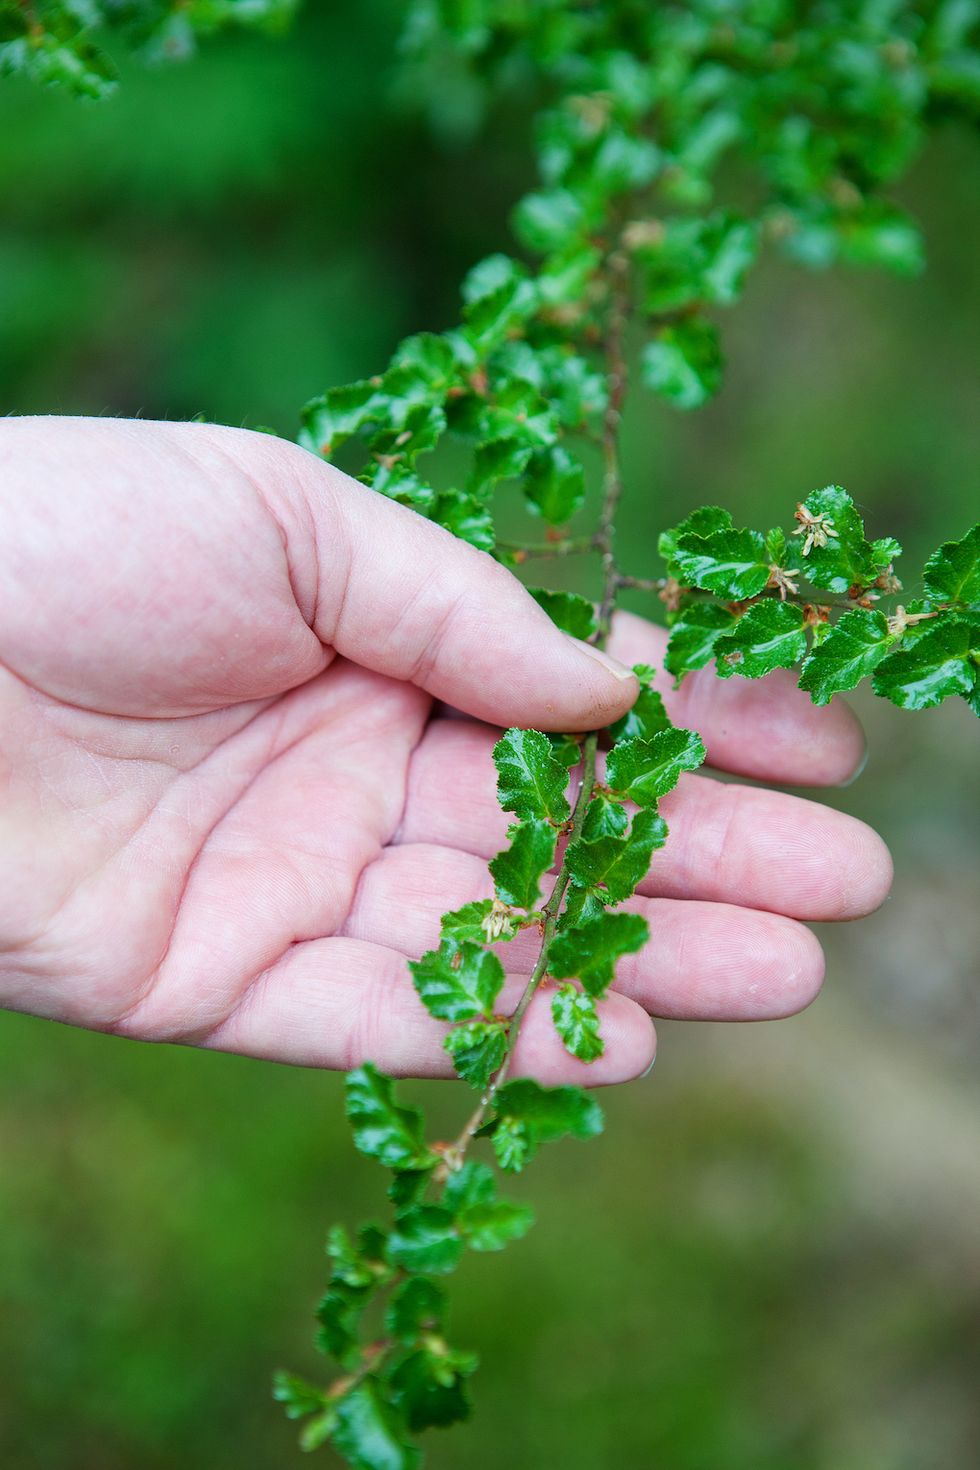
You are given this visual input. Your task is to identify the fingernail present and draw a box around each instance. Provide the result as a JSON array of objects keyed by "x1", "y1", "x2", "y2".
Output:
[
  {"x1": 566, "y1": 635, "x2": 636, "y2": 682},
  {"x1": 640, "y1": 1052, "x2": 657, "y2": 1079},
  {"x1": 838, "y1": 741, "x2": 869, "y2": 789}
]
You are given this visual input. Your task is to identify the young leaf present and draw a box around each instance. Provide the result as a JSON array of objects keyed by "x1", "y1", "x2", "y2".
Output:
[
  {"x1": 387, "y1": 1206, "x2": 463, "y2": 1275},
  {"x1": 580, "y1": 794, "x2": 629, "y2": 841},
  {"x1": 670, "y1": 527, "x2": 770, "y2": 599},
  {"x1": 458, "y1": 1199, "x2": 535, "y2": 1251},
  {"x1": 388, "y1": 1345, "x2": 477, "y2": 1432},
  {"x1": 922, "y1": 523, "x2": 980, "y2": 607},
  {"x1": 528, "y1": 588, "x2": 597, "y2": 640},
  {"x1": 410, "y1": 941, "x2": 506, "y2": 1022},
  {"x1": 551, "y1": 984, "x2": 604, "y2": 1061},
  {"x1": 791, "y1": 486, "x2": 878, "y2": 592},
  {"x1": 332, "y1": 1379, "x2": 420, "y2": 1470},
  {"x1": 490, "y1": 1078, "x2": 604, "y2": 1171},
  {"x1": 442, "y1": 1160, "x2": 498, "y2": 1214},
  {"x1": 658, "y1": 505, "x2": 734, "y2": 565},
  {"x1": 273, "y1": 1371, "x2": 326, "y2": 1421},
  {"x1": 493, "y1": 728, "x2": 571, "y2": 823},
  {"x1": 345, "y1": 1065, "x2": 437, "y2": 1173},
  {"x1": 523, "y1": 444, "x2": 587, "y2": 524},
  {"x1": 432, "y1": 490, "x2": 495, "y2": 552},
  {"x1": 713, "y1": 601, "x2": 808, "y2": 679},
  {"x1": 608, "y1": 666, "x2": 671, "y2": 742},
  {"x1": 798, "y1": 608, "x2": 898, "y2": 704},
  {"x1": 565, "y1": 807, "x2": 669, "y2": 904},
  {"x1": 663, "y1": 602, "x2": 738, "y2": 681},
  {"x1": 605, "y1": 728, "x2": 706, "y2": 805},
  {"x1": 489, "y1": 819, "x2": 557, "y2": 909},
  {"x1": 440, "y1": 900, "x2": 496, "y2": 947},
  {"x1": 641, "y1": 318, "x2": 723, "y2": 410},
  {"x1": 443, "y1": 1022, "x2": 508, "y2": 1089},
  {"x1": 549, "y1": 911, "x2": 650, "y2": 996},
  {"x1": 316, "y1": 1281, "x2": 371, "y2": 1368},
  {"x1": 872, "y1": 615, "x2": 980, "y2": 711},
  {"x1": 385, "y1": 1278, "x2": 447, "y2": 1346}
]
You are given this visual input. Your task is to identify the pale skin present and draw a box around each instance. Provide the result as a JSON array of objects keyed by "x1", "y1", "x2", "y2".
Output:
[{"x1": 0, "y1": 417, "x2": 893, "y2": 1084}]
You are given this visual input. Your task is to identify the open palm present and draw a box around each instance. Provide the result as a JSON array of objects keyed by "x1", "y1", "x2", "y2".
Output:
[{"x1": 0, "y1": 418, "x2": 891, "y2": 1083}]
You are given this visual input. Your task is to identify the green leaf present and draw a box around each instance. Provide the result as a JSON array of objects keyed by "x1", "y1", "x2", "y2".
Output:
[
  {"x1": 490, "y1": 1078, "x2": 604, "y2": 1171},
  {"x1": 872, "y1": 615, "x2": 980, "y2": 711},
  {"x1": 389, "y1": 333, "x2": 459, "y2": 392},
  {"x1": 663, "y1": 602, "x2": 738, "y2": 681},
  {"x1": 700, "y1": 213, "x2": 759, "y2": 305},
  {"x1": 316, "y1": 1281, "x2": 370, "y2": 1368},
  {"x1": 922, "y1": 524, "x2": 980, "y2": 607},
  {"x1": 523, "y1": 444, "x2": 587, "y2": 524},
  {"x1": 489, "y1": 819, "x2": 557, "y2": 909},
  {"x1": 387, "y1": 1207, "x2": 463, "y2": 1275},
  {"x1": 608, "y1": 668, "x2": 671, "y2": 742},
  {"x1": 512, "y1": 188, "x2": 586, "y2": 253},
  {"x1": 440, "y1": 900, "x2": 496, "y2": 947},
  {"x1": 550, "y1": 985, "x2": 603, "y2": 1061},
  {"x1": 493, "y1": 728, "x2": 571, "y2": 823},
  {"x1": 442, "y1": 1160, "x2": 497, "y2": 1214},
  {"x1": 641, "y1": 318, "x2": 723, "y2": 410},
  {"x1": 410, "y1": 940, "x2": 506, "y2": 1022},
  {"x1": 385, "y1": 1278, "x2": 447, "y2": 1345},
  {"x1": 580, "y1": 794, "x2": 629, "y2": 841},
  {"x1": 799, "y1": 608, "x2": 898, "y2": 704},
  {"x1": 670, "y1": 527, "x2": 770, "y2": 599},
  {"x1": 388, "y1": 1345, "x2": 477, "y2": 1432},
  {"x1": 658, "y1": 505, "x2": 734, "y2": 565},
  {"x1": 301, "y1": 379, "x2": 384, "y2": 457},
  {"x1": 528, "y1": 588, "x2": 597, "y2": 639},
  {"x1": 713, "y1": 601, "x2": 808, "y2": 679},
  {"x1": 432, "y1": 490, "x2": 495, "y2": 552},
  {"x1": 345, "y1": 1065, "x2": 437, "y2": 1173},
  {"x1": 565, "y1": 807, "x2": 668, "y2": 904},
  {"x1": 443, "y1": 1021, "x2": 508, "y2": 1088},
  {"x1": 273, "y1": 1370, "x2": 326, "y2": 1421},
  {"x1": 549, "y1": 911, "x2": 650, "y2": 996},
  {"x1": 791, "y1": 486, "x2": 878, "y2": 593},
  {"x1": 299, "y1": 1406, "x2": 340, "y2": 1452},
  {"x1": 332, "y1": 1379, "x2": 420, "y2": 1470},
  {"x1": 461, "y1": 254, "x2": 537, "y2": 351},
  {"x1": 458, "y1": 1199, "x2": 535, "y2": 1251},
  {"x1": 605, "y1": 729, "x2": 706, "y2": 805}
]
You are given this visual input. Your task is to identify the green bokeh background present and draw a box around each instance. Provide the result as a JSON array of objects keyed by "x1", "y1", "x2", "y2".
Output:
[{"x1": 1, "y1": 6, "x2": 978, "y2": 1468}]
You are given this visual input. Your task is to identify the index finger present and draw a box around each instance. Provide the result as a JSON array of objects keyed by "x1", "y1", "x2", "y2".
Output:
[{"x1": 609, "y1": 609, "x2": 866, "y2": 786}]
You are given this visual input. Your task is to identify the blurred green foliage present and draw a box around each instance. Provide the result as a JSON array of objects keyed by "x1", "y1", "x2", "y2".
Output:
[{"x1": 1, "y1": 4, "x2": 978, "y2": 1468}]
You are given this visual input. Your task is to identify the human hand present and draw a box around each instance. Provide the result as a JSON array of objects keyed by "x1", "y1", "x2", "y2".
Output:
[{"x1": 0, "y1": 417, "x2": 891, "y2": 1082}]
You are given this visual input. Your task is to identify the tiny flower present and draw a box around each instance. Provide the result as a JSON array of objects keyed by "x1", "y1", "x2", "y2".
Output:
[
  {"x1": 792, "y1": 503, "x2": 839, "y2": 556},
  {"x1": 875, "y1": 565, "x2": 903, "y2": 595},
  {"x1": 481, "y1": 898, "x2": 517, "y2": 943},
  {"x1": 657, "y1": 576, "x2": 686, "y2": 614},
  {"x1": 767, "y1": 563, "x2": 800, "y2": 600}
]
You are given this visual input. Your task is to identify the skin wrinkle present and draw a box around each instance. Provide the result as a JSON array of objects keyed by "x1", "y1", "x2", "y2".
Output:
[{"x1": 119, "y1": 672, "x2": 430, "y2": 1040}]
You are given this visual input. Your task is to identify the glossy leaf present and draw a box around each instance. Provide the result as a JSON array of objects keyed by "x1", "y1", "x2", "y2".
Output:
[
  {"x1": 409, "y1": 941, "x2": 506, "y2": 1023},
  {"x1": 549, "y1": 911, "x2": 650, "y2": 996},
  {"x1": 550, "y1": 984, "x2": 603, "y2": 1061},
  {"x1": 714, "y1": 601, "x2": 808, "y2": 679},
  {"x1": 799, "y1": 608, "x2": 897, "y2": 704},
  {"x1": 605, "y1": 729, "x2": 706, "y2": 805},
  {"x1": 345, "y1": 1066, "x2": 437, "y2": 1174},
  {"x1": 493, "y1": 728, "x2": 571, "y2": 823},
  {"x1": 489, "y1": 819, "x2": 557, "y2": 909}
]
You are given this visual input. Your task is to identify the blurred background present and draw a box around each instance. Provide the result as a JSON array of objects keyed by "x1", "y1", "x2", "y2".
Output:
[{"x1": 1, "y1": 3, "x2": 978, "y2": 1467}]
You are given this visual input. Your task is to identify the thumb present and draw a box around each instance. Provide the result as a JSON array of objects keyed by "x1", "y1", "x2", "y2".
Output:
[{"x1": 276, "y1": 440, "x2": 638, "y2": 731}]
